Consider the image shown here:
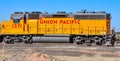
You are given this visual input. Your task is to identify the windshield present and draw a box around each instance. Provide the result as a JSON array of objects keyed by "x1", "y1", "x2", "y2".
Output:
[{"x1": 13, "y1": 19, "x2": 20, "y2": 23}]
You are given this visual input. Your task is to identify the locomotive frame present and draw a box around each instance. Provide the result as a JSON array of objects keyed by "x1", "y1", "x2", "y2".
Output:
[{"x1": 0, "y1": 10, "x2": 115, "y2": 46}]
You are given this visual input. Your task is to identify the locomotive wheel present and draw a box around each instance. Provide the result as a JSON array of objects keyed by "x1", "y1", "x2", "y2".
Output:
[
  {"x1": 10, "y1": 39, "x2": 14, "y2": 44},
  {"x1": 73, "y1": 36, "x2": 83, "y2": 44},
  {"x1": 3, "y1": 36, "x2": 13, "y2": 44},
  {"x1": 86, "y1": 38, "x2": 92, "y2": 46},
  {"x1": 24, "y1": 41, "x2": 28, "y2": 44},
  {"x1": 29, "y1": 40, "x2": 33, "y2": 44},
  {"x1": 23, "y1": 36, "x2": 30, "y2": 44},
  {"x1": 4, "y1": 39, "x2": 14, "y2": 44},
  {"x1": 110, "y1": 40, "x2": 115, "y2": 46},
  {"x1": 100, "y1": 40, "x2": 106, "y2": 45},
  {"x1": 25, "y1": 40, "x2": 33, "y2": 44},
  {"x1": 24, "y1": 38, "x2": 33, "y2": 44},
  {"x1": 4, "y1": 40, "x2": 10, "y2": 44},
  {"x1": 94, "y1": 37, "x2": 103, "y2": 45},
  {"x1": 27, "y1": 38, "x2": 33, "y2": 44}
]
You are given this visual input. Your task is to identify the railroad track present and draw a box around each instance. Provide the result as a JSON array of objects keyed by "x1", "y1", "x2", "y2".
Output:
[{"x1": 0, "y1": 43, "x2": 120, "y2": 50}]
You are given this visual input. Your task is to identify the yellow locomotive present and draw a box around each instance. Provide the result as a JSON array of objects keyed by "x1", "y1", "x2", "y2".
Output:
[{"x1": 0, "y1": 10, "x2": 115, "y2": 45}]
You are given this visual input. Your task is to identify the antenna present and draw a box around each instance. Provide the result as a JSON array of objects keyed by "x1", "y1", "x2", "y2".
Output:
[{"x1": 82, "y1": 9, "x2": 87, "y2": 13}]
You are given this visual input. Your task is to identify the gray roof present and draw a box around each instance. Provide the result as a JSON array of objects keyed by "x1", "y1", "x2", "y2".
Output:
[{"x1": 11, "y1": 11, "x2": 111, "y2": 19}]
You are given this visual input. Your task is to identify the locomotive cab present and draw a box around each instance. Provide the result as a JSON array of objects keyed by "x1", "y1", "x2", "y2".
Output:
[{"x1": 2, "y1": 12, "x2": 26, "y2": 34}]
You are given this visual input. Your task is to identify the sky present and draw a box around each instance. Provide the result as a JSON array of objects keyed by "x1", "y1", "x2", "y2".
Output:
[{"x1": 0, "y1": 0, "x2": 120, "y2": 31}]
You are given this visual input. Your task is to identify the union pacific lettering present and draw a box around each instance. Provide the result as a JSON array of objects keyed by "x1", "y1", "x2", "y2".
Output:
[
  {"x1": 39, "y1": 20, "x2": 80, "y2": 24},
  {"x1": 40, "y1": 20, "x2": 57, "y2": 24}
]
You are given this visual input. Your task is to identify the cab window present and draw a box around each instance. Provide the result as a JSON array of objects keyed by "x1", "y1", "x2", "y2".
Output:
[{"x1": 13, "y1": 19, "x2": 20, "y2": 23}]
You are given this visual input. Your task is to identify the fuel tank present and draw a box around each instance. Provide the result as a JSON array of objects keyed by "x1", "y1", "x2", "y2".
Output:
[{"x1": 32, "y1": 36, "x2": 70, "y2": 43}]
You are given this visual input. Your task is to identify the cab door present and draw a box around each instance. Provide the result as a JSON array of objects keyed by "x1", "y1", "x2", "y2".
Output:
[
  {"x1": 26, "y1": 13, "x2": 39, "y2": 34},
  {"x1": 28, "y1": 19, "x2": 38, "y2": 34}
]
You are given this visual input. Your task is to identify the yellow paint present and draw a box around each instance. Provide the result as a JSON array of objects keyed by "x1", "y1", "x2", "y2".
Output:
[{"x1": 1, "y1": 17, "x2": 110, "y2": 35}]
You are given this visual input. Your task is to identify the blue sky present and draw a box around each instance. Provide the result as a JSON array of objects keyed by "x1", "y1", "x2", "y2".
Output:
[{"x1": 0, "y1": 0, "x2": 120, "y2": 31}]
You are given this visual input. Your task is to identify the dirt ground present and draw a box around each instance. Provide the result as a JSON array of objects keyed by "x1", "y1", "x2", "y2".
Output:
[
  {"x1": 0, "y1": 43, "x2": 120, "y2": 61},
  {"x1": 0, "y1": 50, "x2": 120, "y2": 61}
]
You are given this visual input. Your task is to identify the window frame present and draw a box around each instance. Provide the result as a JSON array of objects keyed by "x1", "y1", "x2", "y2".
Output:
[{"x1": 13, "y1": 19, "x2": 20, "y2": 23}]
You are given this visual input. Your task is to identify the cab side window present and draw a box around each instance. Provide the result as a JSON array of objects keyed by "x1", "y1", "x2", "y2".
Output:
[{"x1": 13, "y1": 19, "x2": 20, "y2": 23}]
